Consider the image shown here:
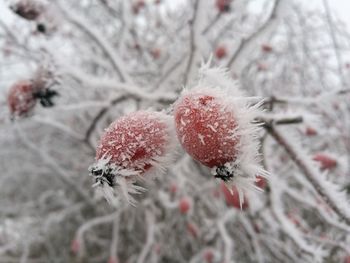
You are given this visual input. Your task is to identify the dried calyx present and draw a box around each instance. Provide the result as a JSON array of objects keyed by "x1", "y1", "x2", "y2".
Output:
[{"x1": 32, "y1": 88, "x2": 59, "y2": 107}]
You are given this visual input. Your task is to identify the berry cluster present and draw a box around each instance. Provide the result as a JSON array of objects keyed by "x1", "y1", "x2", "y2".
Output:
[{"x1": 89, "y1": 65, "x2": 266, "y2": 205}]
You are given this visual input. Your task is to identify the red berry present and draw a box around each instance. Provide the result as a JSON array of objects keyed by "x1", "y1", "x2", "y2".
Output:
[
  {"x1": 261, "y1": 44, "x2": 273, "y2": 53},
  {"x1": 132, "y1": 0, "x2": 145, "y2": 14},
  {"x1": 178, "y1": 197, "x2": 191, "y2": 214},
  {"x1": 174, "y1": 92, "x2": 238, "y2": 169},
  {"x1": 344, "y1": 255, "x2": 350, "y2": 263},
  {"x1": 255, "y1": 175, "x2": 267, "y2": 189},
  {"x1": 90, "y1": 111, "x2": 176, "y2": 202},
  {"x1": 10, "y1": 0, "x2": 44, "y2": 20},
  {"x1": 215, "y1": 46, "x2": 227, "y2": 59},
  {"x1": 216, "y1": 0, "x2": 231, "y2": 13},
  {"x1": 305, "y1": 127, "x2": 317, "y2": 136},
  {"x1": 220, "y1": 182, "x2": 248, "y2": 209},
  {"x1": 203, "y1": 249, "x2": 214, "y2": 263},
  {"x1": 8, "y1": 80, "x2": 37, "y2": 117},
  {"x1": 150, "y1": 48, "x2": 161, "y2": 59},
  {"x1": 313, "y1": 153, "x2": 337, "y2": 170}
]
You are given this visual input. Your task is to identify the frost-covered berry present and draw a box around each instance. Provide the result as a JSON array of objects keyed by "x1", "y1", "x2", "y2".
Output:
[
  {"x1": 313, "y1": 153, "x2": 337, "y2": 170},
  {"x1": 178, "y1": 197, "x2": 191, "y2": 214},
  {"x1": 221, "y1": 182, "x2": 248, "y2": 209},
  {"x1": 215, "y1": 45, "x2": 227, "y2": 59},
  {"x1": 216, "y1": 0, "x2": 231, "y2": 13},
  {"x1": 174, "y1": 64, "x2": 266, "y2": 193},
  {"x1": 10, "y1": 0, "x2": 45, "y2": 21},
  {"x1": 8, "y1": 79, "x2": 59, "y2": 118},
  {"x1": 89, "y1": 111, "x2": 177, "y2": 205},
  {"x1": 8, "y1": 80, "x2": 37, "y2": 117}
]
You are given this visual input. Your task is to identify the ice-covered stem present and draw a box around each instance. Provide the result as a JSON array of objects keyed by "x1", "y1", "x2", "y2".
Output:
[
  {"x1": 218, "y1": 211, "x2": 235, "y2": 263},
  {"x1": 183, "y1": 0, "x2": 201, "y2": 86},
  {"x1": 238, "y1": 214, "x2": 264, "y2": 263},
  {"x1": 56, "y1": 0, "x2": 131, "y2": 83},
  {"x1": 109, "y1": 214, "x2": 120, "y2": 262},
  {"x1": 15, "y1": 125, "x2": 95, "y2": 208},
  {"x1": 137, "y1": 211, "x2": 155, "y2": 263},
  {"x1": 265, "y1": 123, "x2": 350, "y2": 225},
  {"x1": 257, "y1": 115, "x2": 303, "y2": 126},
  {"x1": 226, "y1": 0, "x2": 284, "y2": 70},
  {"x1": 75, "y1": 213, "x2": 117, "y2": 258}
]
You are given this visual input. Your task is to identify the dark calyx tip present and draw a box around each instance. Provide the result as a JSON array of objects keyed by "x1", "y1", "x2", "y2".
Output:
[
  {"x1": 214, "y1": 165, "x2": 234, "y2": 182},
  {"x1": 89, "y1": 166, "x2": 116, "y2": 187},
  {"x1": 37, "y1": 23, "x2": 46, "y2": 33},
  {"x1": 33, "y1": 89, "x2": 59, "y2": 108}
]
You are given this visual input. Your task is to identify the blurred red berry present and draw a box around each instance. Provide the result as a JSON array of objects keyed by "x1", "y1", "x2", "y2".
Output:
[
  {"x1": 8, "y1": 80, "x2": 36, "y2": 117},
  {"x1": 10, "y1": 0, "x2": 44, "y2": 20},
  {"x1": 150, "y1": 48, "x2": 161, "y2": 59},
  {"x1": 344, "y1": 255, "x2": 350, "y2": 263},
  {"x1": 132, "y1": 0, "x2": 145, "y2": 14},
  {"x1": 220, "y1": 182, "x2": 248, "y2": 209},
  {"x1": 203, "y1": 249, "x2": 214, "y2": 263},
  {"x1": 215, "y1": 45, "x2": 227, "y2": 59},
  {"x1": 174, "y1": 93, "x2": 239, "y2": 169},
  {"x1": 261, "y1": 44, "x2": 273, "y2": 53},
  {"x1": 313, "y1": 153, "x2": 337, "y2": 170},
  {"x1": 305, "y1": 127, "x2": 317, "y2": 136},
  {"x1": 216, "y1": 0, "x2": 230, "y2": 13},
  {"x1": 179, "y1": 197, "x2": 191, "y2": 214}
]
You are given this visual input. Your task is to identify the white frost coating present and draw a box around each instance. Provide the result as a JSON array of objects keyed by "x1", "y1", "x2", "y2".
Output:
[{"x1": 186, "y1": 62, "x2": 268, "y2": 197}]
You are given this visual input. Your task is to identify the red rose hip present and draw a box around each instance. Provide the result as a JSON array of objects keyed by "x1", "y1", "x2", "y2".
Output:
[{"x1": 89, "y1": 111, "x2": 176, "y2": 204}]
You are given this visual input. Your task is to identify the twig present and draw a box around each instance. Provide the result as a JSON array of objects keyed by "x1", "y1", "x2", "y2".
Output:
[{"x1": 266, "y1": 124, "x2": 350, "y2": 225}]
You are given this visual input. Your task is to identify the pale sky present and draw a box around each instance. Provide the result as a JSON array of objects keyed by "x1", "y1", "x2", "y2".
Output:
[{"x1": 0, "y1": 0, "x2": 349, "y2": 33}]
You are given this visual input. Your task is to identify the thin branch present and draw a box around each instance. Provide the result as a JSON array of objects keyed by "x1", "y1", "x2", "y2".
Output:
[
  {"x1": 226, "y1": 0, "x2": 281, "y2": 69},
  {"x1": 266, "y1": 123, "x2": 350, "y2": 225}
]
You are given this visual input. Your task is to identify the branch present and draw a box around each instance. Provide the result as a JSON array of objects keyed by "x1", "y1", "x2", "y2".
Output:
[
  {"x1": 183, "y1": 0, "x2": 201, "y2": 86},
  {"x1": 266, "y1": 124, "x2": 350, "y2": 225},
  {"x1": 226, "y1": 0, "x2": 282, "y2": 70}
]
